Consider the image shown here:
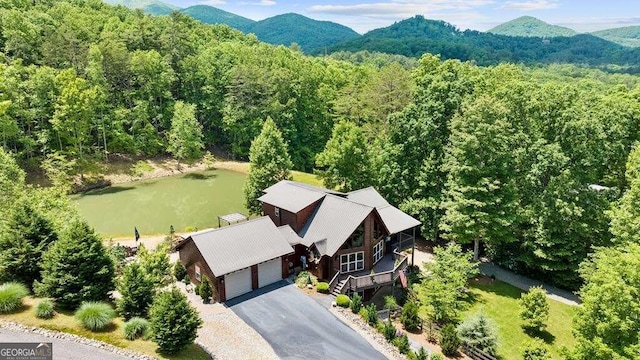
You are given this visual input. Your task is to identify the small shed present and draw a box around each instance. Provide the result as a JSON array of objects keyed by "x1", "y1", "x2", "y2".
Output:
[{"x1": 217, "y1": 212, "x2": 248, "y2": 228}]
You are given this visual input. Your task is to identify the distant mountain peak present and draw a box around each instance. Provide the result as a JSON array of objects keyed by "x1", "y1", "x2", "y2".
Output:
[{"x1": 488, "y1": 16, "x2": 576, "y2": 38}]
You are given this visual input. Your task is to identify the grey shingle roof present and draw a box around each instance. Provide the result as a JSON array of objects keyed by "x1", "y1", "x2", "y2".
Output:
[
  {"x1": 377, "y1": 205, "x2": 421, "y2": 235},
  {"x1": 300, "y1": 195, "x2": 374, "y2": 256},
  {"x1": 347, "y1": 187, "x2": 390, "y2": 208},
  {"x1": 258, "y1": 181, "x2": 327, "y2": 213},
  {"x1": 188, "y1": 217, "x2": 293, "y2": 276}
]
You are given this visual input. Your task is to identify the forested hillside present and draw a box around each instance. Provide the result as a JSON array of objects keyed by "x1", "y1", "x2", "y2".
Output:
[
  {"x1": 1, "y1": 0, "x2": 639, "y2": 295},
  {"x1": 180, "y1": 5, "x2": 255, "y2": 32},
  {"x1": 104, "y1": 0, "x2": 175, "y2": 15},
  {"x1": 592, "y1": 25, "x2": 640, "y2": 48},
  {"x1": 325, "y1": 16, "x2": 640, "y2": 71},
  {"x1": 488, "y1": 16, "x2": 577, "y2": 37}
]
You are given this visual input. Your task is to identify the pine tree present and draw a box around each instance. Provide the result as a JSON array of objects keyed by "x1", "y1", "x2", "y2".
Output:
[
  {"x1": 0, "y1": 198, "x2": 57, "y2": 288},
  {"x1": 457, "y1": 312, "x2": 499, "y2": 355},
  {"x1": 35, "y1": 220, "x2": 114, "y2": 309},
  {"x1": 116, "y1": 261, "x2": 155, "y2": 320},
  {"x1": 199, "y1": 276, "x2": 213, "y2": 303},
  {"x1": 243, "y1": 117, "x2": 293, "y2": 214},
  {"x1": 149, "y1": 287, "x2": 202, "y2": 354}
]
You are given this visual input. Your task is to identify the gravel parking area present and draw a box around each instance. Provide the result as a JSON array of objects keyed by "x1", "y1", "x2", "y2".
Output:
[{"x1": 176, "y1": 283, "x2": 278, "y2": 360}]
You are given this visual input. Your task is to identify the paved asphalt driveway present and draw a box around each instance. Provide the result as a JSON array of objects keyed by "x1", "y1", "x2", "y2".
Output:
[
  {"x1": 0, "y1": 328, "x2": 131, "y2": 360},
  {"x1": 229, "y1": 282, "x2": 386, "y2": 360}
]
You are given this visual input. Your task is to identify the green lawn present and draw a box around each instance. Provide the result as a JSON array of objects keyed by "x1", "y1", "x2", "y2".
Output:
[
  {"x1": 71, "y1": 169, "x2": 248, "y2": 237},
  {"x1": 0, "y1": 297, "x2": 209, "y2": 360},
  {"x1": 463, "y1": 279, "x2": 577, "y2": 360}
]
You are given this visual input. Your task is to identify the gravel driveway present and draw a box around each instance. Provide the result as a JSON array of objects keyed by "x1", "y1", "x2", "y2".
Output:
[
  {"x1": 0, "y1": 328, "x2": 131, "y2": 360},
  {"x1": 229, "y1": 282, "x2": 387, "y2": 360}
]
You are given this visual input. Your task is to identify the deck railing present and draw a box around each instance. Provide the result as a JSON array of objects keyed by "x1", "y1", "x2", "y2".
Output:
[
  {"x1": 328, "y1": 270, "x2": 342, "y2": 294},
  {"x1": 340, "y1": 250, "x2": 408, "y2": 293}
]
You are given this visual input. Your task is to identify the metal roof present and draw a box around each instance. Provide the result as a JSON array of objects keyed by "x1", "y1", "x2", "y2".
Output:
[
  {"x1": 377, "y1": 205, "x2": 421, "y2": 235},
  {"x1": 300, "y1": 195, "x2": 374, "y2": 256},
  {"x1": 347, "y1": 187, "x2": 390, "y2": 208},
  {"x1": 258, "y1": 181, "x2": 327, "y2": 213},
  {"x1": 277, "y1": 225, "x2": 310, "y2": 246},
  {"x1": 188, "y1": 217, "x2": 293, "y2": 276},
  {"x1": 218, "y1": 213, "x2": 248, "y2": 223}
]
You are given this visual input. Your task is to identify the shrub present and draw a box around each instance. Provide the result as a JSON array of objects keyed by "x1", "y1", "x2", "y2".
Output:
[
  {"x1": 75, "y1": 302, "x2": 116, "y2": 331},
  {"x1": 35, "y1": 299, "x2": 55, "y2": 319},
  {"x1": 384, "y1": 295, "x2": 398, "y2": 310},
  {"x1": 414, "y1": 346, "x2": 428, "y2": 360},
  {"x1": 382, "y1": 320, "x2": 397, "y2": 342},
  {"x1": 350, "y1": 293, "x2": 362, "y2": 314},
  {"x1": 401, "y1": 300, "x2": 421, "y2": 331},
  {"x1": 137, "y1": 244, "x2": 172, "y2": 288},
  {"x1": 457, "y1": 312, "x2": 499, "y2": 356},
  {"x1": 316, "y1": 282, "x2": 329, "y2": 293},
  {"x1": 0, "y1": 282, "x2": 29, "y2": 313},
  {"x1": 116, "y1": 261, "x2": 155, "y2": 320},
  {"x1": 365, "y1": 304, "x2": 379, "y2": 326},
  {"x1": 336, "y1": 294, "x2": 350, "y2": 307},
  {"x1": 194, "y1": 283, "x2": 200, "y2": 296},
  {"x1": 359, "y1": 307, "x2": 368, "y2": 319},
  {"x1": 149, "y1": 288, "x2": 202, "y2": 354},
  {"x1": 183, "y1": 274, "x2": 190, "y2": 285},
  {"x1": 173, "y1": 262, "x2": 187, "y2": 282},
  {"x1": 439, "y1": 324, "x2": 460, "y2": 356},
  {"x1": 519, "y1": 286, "x2": 549, "y2": 331},
  {"x1": 522, "y1": 339, "x2": 551, "y2": 360},
  {"x1": 123, "y1": 317, "x2": 150, "y2": 340},
  {"x1": 295, "y1": 271, "x2": 311, "y2": 288},
  {"x1": 393, "y1": 334, "x2": 411, "y2": 354},
  {"x1": 199, "y1": 277, "x2": 213, "y2": 303},
  {"x1": 430, "y1": 353, "x2": 444, "y2": 360}
]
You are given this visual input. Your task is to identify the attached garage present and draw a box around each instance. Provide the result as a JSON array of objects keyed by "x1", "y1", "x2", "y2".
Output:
[
  {"x1": 224, "y1": 268, "x2": 253, "y2": 300},
  {"x1": 176, "y1": 217, "x2": 294, "y2": 302},
  {"x1": 258, "y1": 258, "x2": 282, "y2": 287}
]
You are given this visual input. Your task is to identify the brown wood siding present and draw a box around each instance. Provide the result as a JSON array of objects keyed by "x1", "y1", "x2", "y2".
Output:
[
  {"x1": 281, "y1": 255, "x2": 289, "y2": 278},
  {"x1": 251, "y1": 265, "x2": 258, "y2": 290},
  {"x1": 280, "y1": 208, "x2": 297, "y2": 230},
  {"x1": 263, "y1": 203, "x2": 280, "y2": 226},
  {"x1": 178, "y1": 239, "x2": 220, "y2": 301},
  {"x1": 330, "y1": 212, "x2": 377, "y2": 277},
  {"x1": 295, "y1": 200, "x2": 322, "y2": 232},
  {"x1": 217, "y1": 276, "x2": 226, "y2": 302}
]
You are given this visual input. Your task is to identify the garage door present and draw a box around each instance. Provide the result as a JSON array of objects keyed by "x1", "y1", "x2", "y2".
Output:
[
  {"x1": 224, "y1": 268, "x2": 252, "y2": 300},
  {"x1": 258, "y1": 258, "x2": 282, "y2": 287}
]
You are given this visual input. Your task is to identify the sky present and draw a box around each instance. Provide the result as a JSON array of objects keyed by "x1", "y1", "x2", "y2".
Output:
[{"x1": 161, "y1": 0, "x2": 640, "y2": 34}]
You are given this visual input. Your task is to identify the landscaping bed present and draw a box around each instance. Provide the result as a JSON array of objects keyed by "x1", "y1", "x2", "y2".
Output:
[{"x1": 0, "y1": 296, "x2": 210, "y2": 360}]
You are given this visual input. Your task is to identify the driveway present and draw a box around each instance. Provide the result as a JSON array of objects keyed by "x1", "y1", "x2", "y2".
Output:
[
  {"x1": 229, "y1": 282, "x2": 387, "y2": 360},
  {"x1": 0, "y1": 328, "x2": 130, "y2": 360}
]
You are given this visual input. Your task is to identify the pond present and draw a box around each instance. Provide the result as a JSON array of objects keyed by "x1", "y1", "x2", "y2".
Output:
[{"x1": 70, "y1": 169, "x2": 248, "y2": 238}]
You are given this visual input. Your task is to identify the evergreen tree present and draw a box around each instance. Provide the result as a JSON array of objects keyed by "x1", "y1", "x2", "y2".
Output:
[
  {"x1": 0, "y1": 148, "x2": 25, "y2": 208},
  {"x1": 35, "y1": 220, "x2": 114, "y2": 309},
  {"x1": 439, "y1": 324, "x2": 461, "y2": 356},
  {"x1": 149, "y1": 287, "x2": 202, "y2": 354},
  {"x1": 116, "y1": 261, "x2": 155, "y2": 320},
  {"x1": 167, "y1": 101, "x2": 204, "y2": 165},
  {"x1": 0, "y1": 198, "x2": 58, "y2": 288},
  {"x1": 315, "y1": 120, "x2": 373, "y2": 191},
  {"x1": 137, "y1": 243, "x2": 172, "y2": 288},
  {"x1": 457, "y1": 312, "x2": 499, "y2": 355},
  {"x1": 243, "y1": 117, "x2": 293, "y2": 214},
  {"x1": 199, "y1": 276, "x2": 213, "y2": 303}
]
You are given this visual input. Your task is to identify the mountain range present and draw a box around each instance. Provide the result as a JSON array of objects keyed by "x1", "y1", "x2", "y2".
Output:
[{"x1": 102, "y1": 0, "x2": 640, "y2": 71}]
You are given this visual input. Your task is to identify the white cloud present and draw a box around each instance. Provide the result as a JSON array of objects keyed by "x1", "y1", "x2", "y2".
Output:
[
  {"x1": 500, "y1": 0, "x2": 558, "y2": 11},
  {"x1": 240, "y1": 0, "x2": 276, "y2": 5},
  {"x1": 308, "y1": 0, "x2": 494, "y2": 19}
]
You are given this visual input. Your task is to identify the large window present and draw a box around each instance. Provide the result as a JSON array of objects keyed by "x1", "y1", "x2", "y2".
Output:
[
  {"x1": 373, "y1": 240, "x2": 384, "y2": 264},
  {"x1": 340, "y1": 252, "x2": 364, "y2": 273},
  {"x1": 341, "y1": 225, "x2": 364, "y2": 250}
]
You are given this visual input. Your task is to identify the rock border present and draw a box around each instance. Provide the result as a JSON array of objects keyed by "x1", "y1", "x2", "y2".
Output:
[
  {"x1": 0, "y1": 321, "x2": 156, "y2": 360},
  {"x1": 331, "y1": 307, "x2": 408, "y2": 360}
]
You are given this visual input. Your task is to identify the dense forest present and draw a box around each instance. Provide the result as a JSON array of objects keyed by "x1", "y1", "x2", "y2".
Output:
[
  {"x1": 1, "y1": 0, "x2": 640, "y2": 293},
  {"x1": 487, "y1": 16, "x2": 577, "y2": 38},
  {"x1": 324, "y1": 16, "x2": 640, "y2": 71}
]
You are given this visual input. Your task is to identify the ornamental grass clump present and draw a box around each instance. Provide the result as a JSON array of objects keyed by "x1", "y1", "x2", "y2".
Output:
[
  {"x1": 75, "y1": 302, "x2": 116, "y2": 331},
  {"x1": 123, "y1": 317, "x2": 150, "y2": 340},
  {"x1": 0, "y1": 282, "x2": 29, "y2": 313},
  {"x1": 35, "y1": 299, "x2": 55, "y2": 319}
]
